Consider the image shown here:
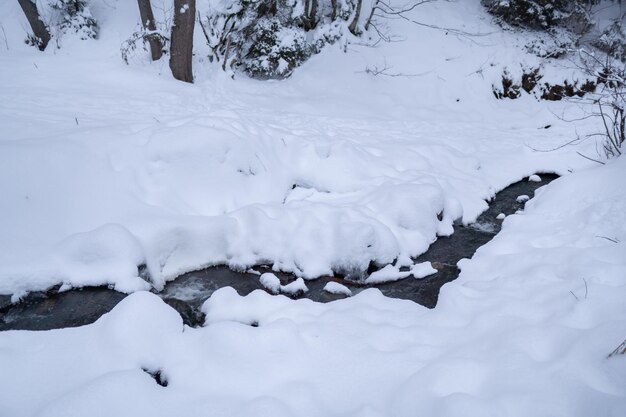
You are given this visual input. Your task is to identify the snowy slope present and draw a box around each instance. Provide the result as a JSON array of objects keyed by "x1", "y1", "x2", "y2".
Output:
[
  {"x1": 1, "y1": 156, "x2": 625, "y2": 416},
  {"x1": 2, "y1": 0, "x2": 626, "y2": 415},
  {"x1": 0, "y1": 0, "x2": 602, "y2": 295}
]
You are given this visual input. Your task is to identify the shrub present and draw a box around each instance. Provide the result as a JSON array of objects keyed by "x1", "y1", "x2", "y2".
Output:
[
  {"x1": 49, "y1": 0, "x2": 98, "y2": 40},
  {"x1": 198, "y1": 0, "x2": 352, "y2": 78}
]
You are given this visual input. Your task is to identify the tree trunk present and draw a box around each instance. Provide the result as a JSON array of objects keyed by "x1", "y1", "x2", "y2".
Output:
[
  {"x1": 364, "y1": 0, "x2": 379, "y2": 31},
  {"x1": 17, "y1": 0, "x2": 50, "y2": 51},
  {"x1": 303, "y1": 0, "x2": 311, "y2": 30},
  {"x1": 308, "y1": 0, "x2": 318, "y2": 30},
  {"x1": 169, "y1": 0, "x2": 195, "y2": 83},
  {"x1": 348, "y1": 0, "x2": 362, "y2": 35},
  {"x1": 137, "y1": 0, "x2": 162, "y2": 61}
]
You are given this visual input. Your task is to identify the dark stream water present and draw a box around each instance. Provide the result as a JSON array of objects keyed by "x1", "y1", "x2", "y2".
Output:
[{"x1": 0, "y1": 174, "x2": 557, "y2": 331}]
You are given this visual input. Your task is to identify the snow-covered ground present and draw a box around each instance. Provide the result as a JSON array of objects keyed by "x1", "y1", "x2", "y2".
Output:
[
  {"x1": 0, "y1": 0, "x2": 600, "y2": 295},
  {"x1": 1, "y1": 0, "x2": 625, "y2": 415},
  {"x1": 1, "y1": 158, "x2": 625, "y2": 416}
]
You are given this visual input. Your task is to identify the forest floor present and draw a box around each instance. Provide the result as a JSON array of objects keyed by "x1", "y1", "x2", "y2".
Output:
[{"x1": 0, "y1": 1, "x2": 625, "y2": 416}]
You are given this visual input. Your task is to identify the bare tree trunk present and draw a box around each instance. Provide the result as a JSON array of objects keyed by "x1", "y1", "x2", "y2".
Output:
[
  {"x1": 348, "y1": 0, "x2": 363, "y2": 35},
  {"x1": 331, "y1": 0, "x2": 337, "y2": 21},
  {"x1": 17, "y1": 0, "x2": 50, "y2": 51},
  {"x1": 308, "y1": 0, "x2": 318, "y2": 30},
  {"x1": 364, "y1": 0, "x2": 379, "y2": 31},
  {"x1": 137, "y1": 0, "x2": 162, "y2": 61},
  {"x1": 169, "y1": 0, "x2": 195, "y2": 83},
  {"x1": 303, "y1": 0, "x2": 311, "y2": 30}
]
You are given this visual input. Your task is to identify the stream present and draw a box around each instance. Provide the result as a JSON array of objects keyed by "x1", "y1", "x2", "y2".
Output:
[{"x1": 0, "y1": 174, "x2": 557, "y2": 330}]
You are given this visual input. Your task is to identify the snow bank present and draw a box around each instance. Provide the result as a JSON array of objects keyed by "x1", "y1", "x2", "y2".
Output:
[
  {"x1": 0, "y1": 0, "x2": 599, "y2": 296},
  {"x1": 1, "y1": 157, "x2": 625, "y2": 416}
]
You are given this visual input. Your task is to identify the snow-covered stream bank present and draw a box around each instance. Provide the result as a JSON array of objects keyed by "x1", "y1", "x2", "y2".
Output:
[
  {"x1": 1, "y1": 158, "x2": 625, "y2": 417},
  {"x1": 1, "y1": 174, "x2": 556, "y2": 330},
  {"x1": 1, "y1": 0, "x2": 626, "y2": 415}
]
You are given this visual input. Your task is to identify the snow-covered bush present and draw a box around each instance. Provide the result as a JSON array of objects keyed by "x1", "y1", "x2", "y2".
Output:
[
  {"x1": 49, "y1": 0, "x2": 98, "y2": 40},
  {"x1": 244, "y1": 19, "x2": 310, "y2": 77},
  {"x1": 198, "y1": 0, "x2": 354, "y2": 78},
  {"x1": 492, "y1": 66, "x2": 596, "y2": 101},
  {"x1": 587, "y1": 61, "x2": 626, "y2": 157},
  {"x1": 592, "y1": 19, "x2": 626, "y2": 62},
  {"x1": 481, "y1": 0, "x2": 594, "y2": 33},
  {"x1": 120, "y1": 28, "x2": 169, "y2": 64},
  {"x1": 482, "y1": 0, "x2": 626, "y2": 61}
]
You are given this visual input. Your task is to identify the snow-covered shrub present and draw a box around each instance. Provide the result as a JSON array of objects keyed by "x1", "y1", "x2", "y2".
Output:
[
  {"x1": 49, "y1": 0, "x2": 98, "y2": 40},
  {"x1": 198, "y1": 0, "x2": 354, "y2": 78},
  {"x1": 493, "y1": 66, "x2": 596, "y2": 100},
  {"x1": 523, "y1": 28, "x2": 577, "y2": 58},
  {"x1": 481, "y1": 0, "x2": 594, "y2": 33},
  {"x1": 243, "y1": 19, "x2": 311, "y2": 78},
  {"x1": 591, "y1": 63, "x2": 626, "y2": 157},
  {"x1": 493, "y1": 69, "x2": 522, "y2": 99},
  {"x1": 592, "y1": 19, "x2": 626, "y2": 62},
  {"x1": 121, "y1": 28, "x2": 169, "y2": 64}
]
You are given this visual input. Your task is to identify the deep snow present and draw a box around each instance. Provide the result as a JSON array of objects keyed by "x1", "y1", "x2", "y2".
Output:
[
  {"x1": 1, "y1": 0, "x2": 625, "y2": 415},
  {"x1": 1, "y1": 158, "x2": 625, "y2": 416},
  {"x1": 0, "y1": 0, "x2": 601, "y2": 295}
]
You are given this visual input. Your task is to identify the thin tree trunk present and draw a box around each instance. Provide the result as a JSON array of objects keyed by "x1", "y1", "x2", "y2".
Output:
[
  {"x1": 348, "y1": 0, "x2": 363, "y2": 35},
  {"x1": 137, "y1": 0, "x2": 162, "y2": 61},
  {"x1": 364, "y1": 0, "x2": 379, "y2": 31},
  {"x1": 17, "y1": 0, "x2": 50, "y2": 51},
  {"x1": 169, "y1": 0, "x2": 196, "y2": 83},
  {"x1": 308, "y1": 0, "x2": 318, "y2": 30},
  {"x1": 303, "y1": 0, "x2": 311, "y2": 30},
  {"x1": 331, "y1": 0, "x2": 337, "y2": 21}
]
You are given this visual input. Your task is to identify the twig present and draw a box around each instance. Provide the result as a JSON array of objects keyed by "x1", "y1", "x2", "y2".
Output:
[
  {"x1": 595, "y1": 235, "x2": 619, "y2": 243},
  {"x1": 526, "y1": 136, "x2": 586, "y2": 152},
  {"x1": 0, "y1": 23, "x2": 8, "y2": 51},
  {"x1": 359, "y1": 60, "x2": 431, "y2": 77},
  {"x1": 608, "y1": 339, "x2": 626, "y2": 358},
  {"x1": 576, "y1": 151, "x2": 606, "y2": 165}
]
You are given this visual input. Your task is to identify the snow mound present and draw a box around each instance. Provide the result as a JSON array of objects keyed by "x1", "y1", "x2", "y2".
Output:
[
  {"x1": 410, "y1": 262, "x2": 437, "y2": 279},
  {"x1": 260, "y1": 273, "x2": 308, "y2": 296},
  {"x1": 365, "y1": 264, "x2": 411, "y2": 284},
  {"x1": 280, "y1": 278, "x2": 308, "y2": 295},
  {"x1": 260, "y1": 273, "x2": 281, "y2": 294},
  {"x1": 323, "y1": 281, "x2": 352, "y2": 296}
]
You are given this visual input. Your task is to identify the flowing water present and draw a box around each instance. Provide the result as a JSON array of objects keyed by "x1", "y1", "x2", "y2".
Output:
[{"x1": 0, "y1": 174, "x2": 557, "y2": 330}]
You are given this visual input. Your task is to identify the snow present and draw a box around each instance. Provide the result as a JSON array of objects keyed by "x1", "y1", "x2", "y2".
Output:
[
  {"x1": 259, "y1": 272, "x2": 281, "y2": 294},
  {"x1": 529, "y1": 174, "x2": 542, "y2": 182},
  {"x1": 496, "y1": 212, "x2": 507, "y2": 220},
  {"x1": 0, "y1": 0, "x2": 600, "y2": 297},
  {"x1": 516, "y1": 194, "x2": 530, "y2": 203},
  {"x1": 1, "y1": 0, "x2": 626, "y2": 415},
  {"x1": 323, "y1": 281, "x2": 352, "y2": 296},
  {"x1": 260, "y1": 273, "x2": 309, "y2": 295},
  {"x1": 365, "y1": 264, "x2": 411, "y2": 284},
  {"x1": 2, "y1": 157, "x2": 626, "y2": 416},
  {"x1": 280, "y1": 277, "x2": 308, "y2": 295},
  {"x1": 410, "y1": 262, "x2": 438, "y2": 279}
]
